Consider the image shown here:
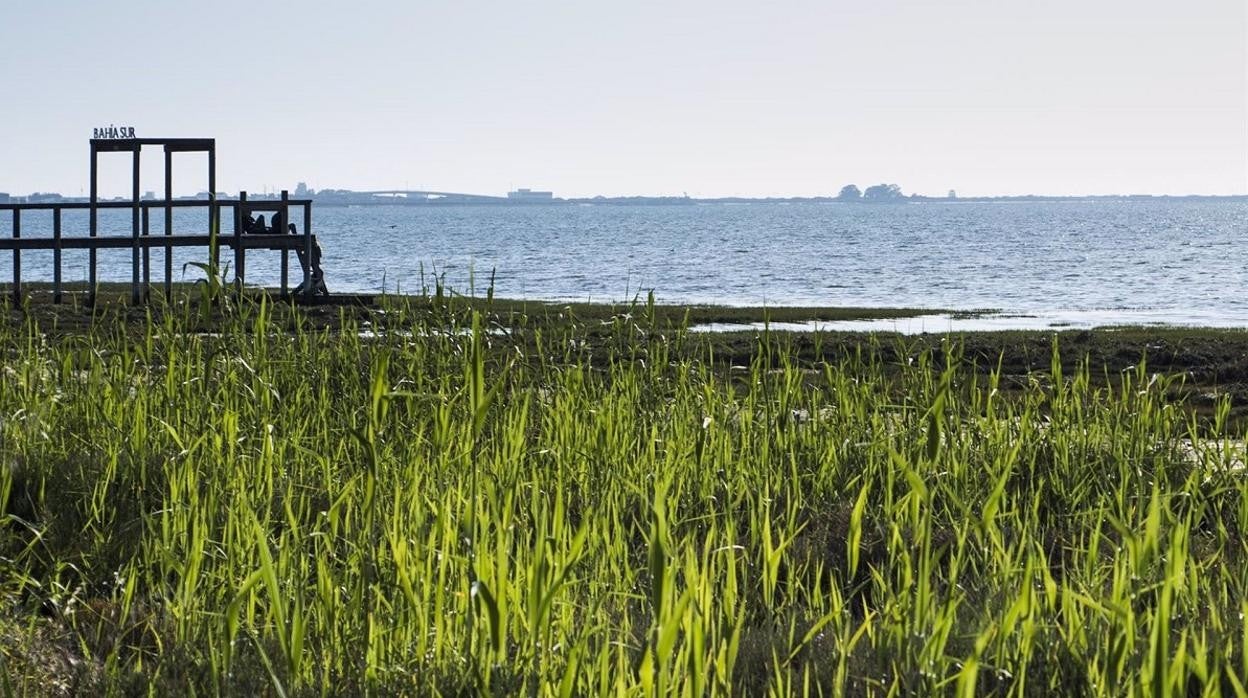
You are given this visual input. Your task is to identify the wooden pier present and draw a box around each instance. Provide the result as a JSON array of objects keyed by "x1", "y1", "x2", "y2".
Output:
[{"x1": 0, "y1": 136, "x2": 326, "y2": 305}]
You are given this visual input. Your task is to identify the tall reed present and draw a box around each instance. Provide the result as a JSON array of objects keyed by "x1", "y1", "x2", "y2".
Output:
[{"x1": 0, "y1": 293, "x2": 1244, "y2": 695}]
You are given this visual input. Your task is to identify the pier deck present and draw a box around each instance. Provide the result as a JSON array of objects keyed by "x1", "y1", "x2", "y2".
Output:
[
  {"x1": 1, "y1": 195, "x2": 321, "y2": 305},
  {"x1": 1, "y1": 135, "x2": 330, "y2": 304}
]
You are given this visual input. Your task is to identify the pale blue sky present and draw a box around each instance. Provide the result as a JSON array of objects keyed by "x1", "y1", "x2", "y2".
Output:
[{"x1": 1, "y1": 0, "x2": 1244, "y2": 198}]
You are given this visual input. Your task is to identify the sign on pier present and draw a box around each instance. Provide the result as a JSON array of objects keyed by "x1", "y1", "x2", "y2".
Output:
[{"x1": 93, "y1": 125, "x2": 136, "y2": 139}]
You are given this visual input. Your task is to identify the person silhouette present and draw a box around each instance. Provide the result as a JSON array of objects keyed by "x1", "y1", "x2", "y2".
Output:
[
  {"x1": 243, "y1": 213, "x2": 266, "y2": 234},
  {"x1": 289, "y1": 221, "x2": 328, "y2": 295}
]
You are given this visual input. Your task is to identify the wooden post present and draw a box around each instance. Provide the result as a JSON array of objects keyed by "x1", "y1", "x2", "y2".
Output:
[
  {"x1": 211, "y1": 201, "x2": 221, "y2": 270},
  {"x1": 280, "y1": 237, "x2": 289, "y2": 297},
  {"x1": 131, "y1": 148, "x2": 141, "y2": 305},
  {"x1": 10, "y1": 209, "x2": 19, "y2": 303},
  {"x1": 89, "y1": 145, "x2": 98, "y2": 305},
  {"x1": 208, "y1": 145, "x2": 216, "y2": 233},
  {"x1": 164, "y1": 147, "x2": 173, "y2": 301},
  {"x1": 235, "y1": 191, "x2": 246, "y2": 293},
  {"x1": 302, "y1": 202, "x2": 312, "y2": 299},
  {"x1": 53, "y1": 208, "x2": 62, "y2": 304},
  {"x1": 280, "y1": 190, "x2": 289, "y2": 297},
  {"x1": 142, "y1": 206, "x2": 151, "y2": 300},
  {"x1": 208, "y1": 145, "x2": 217, "y2": 271}
]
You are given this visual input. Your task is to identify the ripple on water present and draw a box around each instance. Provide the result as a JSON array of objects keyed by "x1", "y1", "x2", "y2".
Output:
[{"x1": 9, "y1": 200, "x2": 1246, "y2": 325}]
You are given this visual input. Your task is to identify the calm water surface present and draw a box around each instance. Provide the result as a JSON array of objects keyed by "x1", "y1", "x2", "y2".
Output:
[{"x1": 6, "y1": 201, "x2": 1247, "y2": 325}]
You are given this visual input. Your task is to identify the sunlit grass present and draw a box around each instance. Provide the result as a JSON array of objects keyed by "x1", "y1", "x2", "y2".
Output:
[{"x1": 1, "y1": 290, "x2": 1246, "y2": 695}]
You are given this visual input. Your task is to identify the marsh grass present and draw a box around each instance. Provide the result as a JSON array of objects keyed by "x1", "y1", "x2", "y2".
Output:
[{"x1": 0, "y1": 290, "x2": 1246, "y2": 695}]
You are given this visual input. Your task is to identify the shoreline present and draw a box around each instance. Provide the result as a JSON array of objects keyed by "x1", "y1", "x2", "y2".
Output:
[
  {"x1": 4, "y1": 281, "x2": 1247, "y2": 333},
  {"x1": 10, "y1": 283, "x2": 1248, "y2": 428},
  {"x1": 7, "y1": 282, "x2": 1248, "y2": 385},
  {"x1": 10, "y1": 285, "x2": 1246, "y2": 338}
]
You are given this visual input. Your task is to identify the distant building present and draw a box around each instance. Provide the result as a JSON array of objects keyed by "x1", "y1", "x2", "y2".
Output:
[
  {"x1": 947, "y1": 190, "x2": 957, "y2": 199},
  {"x1": 507, "y1": 188, "x2": 553, "y2": 202},
  {"x1": 0, "y1": 192, "x2": 9, "y2": 204},
  {"x1": 143, "y1": 191, "x2": 156, "y2": 200},
  {"x1": 295, "y1": 182, "x2": 310, "y2": 197}
]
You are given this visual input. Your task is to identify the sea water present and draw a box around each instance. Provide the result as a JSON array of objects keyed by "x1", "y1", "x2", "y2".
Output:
[{"x1": 5, "y1": 200, "x2": 1246, "y2": 327}]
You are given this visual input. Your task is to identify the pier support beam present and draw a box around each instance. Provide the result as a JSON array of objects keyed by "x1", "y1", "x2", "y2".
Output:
[
  {"x1": 10, "y1": 209, "x2": 19, "y2": 304},
  {"x1": 131, "y1": 147, "x2": 141, "y2": 305}
]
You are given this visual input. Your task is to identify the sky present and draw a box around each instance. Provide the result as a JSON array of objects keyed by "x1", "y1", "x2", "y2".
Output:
[{"x1": 1, "y1": 0, "x2": 1244, "y2": 198}]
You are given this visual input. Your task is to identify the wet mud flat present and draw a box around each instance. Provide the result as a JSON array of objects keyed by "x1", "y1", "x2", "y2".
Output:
[{"x1": 6, "y1": 286, "x2": 1247, "y2": 426}]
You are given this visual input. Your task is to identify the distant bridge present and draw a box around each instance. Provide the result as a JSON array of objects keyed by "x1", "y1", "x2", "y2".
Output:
[{"x1": 351, "y1": 190, "x2": 508, "y2": 203}]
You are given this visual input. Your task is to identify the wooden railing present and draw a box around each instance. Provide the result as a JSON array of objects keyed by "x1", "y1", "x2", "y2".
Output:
[{"x1": 0, "y1": 190, "x2": 317, "y2": 304}]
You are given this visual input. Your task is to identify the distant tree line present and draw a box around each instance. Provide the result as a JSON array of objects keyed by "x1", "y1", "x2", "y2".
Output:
[{"x1": 837, "y1": 184, "x2": 905, "y2": 201}]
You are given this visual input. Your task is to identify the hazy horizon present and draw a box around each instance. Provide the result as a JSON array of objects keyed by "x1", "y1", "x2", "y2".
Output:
[{"x1": 2, "y1": 0, "x2": 1244, "y2": 199}]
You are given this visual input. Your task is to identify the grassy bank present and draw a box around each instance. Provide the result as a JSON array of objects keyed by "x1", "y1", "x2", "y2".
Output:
[{"x1": 2, "y1": 290, "x2": 1248, "y2": 694}]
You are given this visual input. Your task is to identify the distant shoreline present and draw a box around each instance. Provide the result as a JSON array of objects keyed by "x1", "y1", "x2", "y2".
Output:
[
  {"x1": 310, "y1": 194, "x2": 1248, "y2": 207},
  {"x1": 14, "y1": 193, "x2": 1246, "y2": 207}
]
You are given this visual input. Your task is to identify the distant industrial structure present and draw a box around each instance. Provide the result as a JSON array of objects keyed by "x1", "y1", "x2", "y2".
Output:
[
  {"x1": 507, "y1": 188, "x2": 554, "y2": 202},
  {"x1": 0, "y1": 193, "x2": 8, "y2": 204}
]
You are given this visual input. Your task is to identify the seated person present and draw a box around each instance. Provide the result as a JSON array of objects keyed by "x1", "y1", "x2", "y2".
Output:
[{"x1": 243, "y1": 213, "x2": 266, "y2": 234}]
